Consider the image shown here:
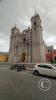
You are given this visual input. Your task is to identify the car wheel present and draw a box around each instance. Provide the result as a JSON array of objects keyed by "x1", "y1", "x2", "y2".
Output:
[{"x1": 34, "y1": 70, "x2": 39, "y2": 75}]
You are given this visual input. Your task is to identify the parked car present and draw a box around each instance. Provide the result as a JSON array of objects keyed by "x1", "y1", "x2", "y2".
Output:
[
  {"x1": 33, "y1": 63, "x2": 56, "y2": 77},
  {"x1": 14, "y1": 64, "x2": 25, "y2": 71},
  {"x1": 10, "y1": 64, "x2": 25, "y2": 71}
]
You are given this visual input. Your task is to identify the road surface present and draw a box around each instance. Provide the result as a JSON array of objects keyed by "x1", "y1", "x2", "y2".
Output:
[{"x1": 0, "y1": 65, "x2": 56, "y2": 100}]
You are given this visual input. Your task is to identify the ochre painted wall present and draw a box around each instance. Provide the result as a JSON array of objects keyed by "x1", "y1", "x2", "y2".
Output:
[{"x1": 0, "y1": 55, "x2": 8, "y2": 62}]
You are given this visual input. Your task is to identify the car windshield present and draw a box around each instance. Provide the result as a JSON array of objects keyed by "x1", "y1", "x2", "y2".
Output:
[
  {"x1": 46, "y1": 64, "x2": 56, "y2": 70},
  {"x1": 37, "y1": 64, "x2": 56, "y2": 70}
]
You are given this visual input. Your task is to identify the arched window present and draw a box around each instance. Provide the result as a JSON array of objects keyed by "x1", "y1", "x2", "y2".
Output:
[
  {"x1": 34, "y1": 21, "x2": 36, "y2": 26},
  {"x1": 34, "y1": 21, "x2": 36, "y2": 30},
  {"x1": 23, "y1": 38, "x2": 25, "y2": 43}
]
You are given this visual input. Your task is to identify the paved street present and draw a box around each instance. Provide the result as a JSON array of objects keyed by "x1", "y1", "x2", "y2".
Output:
[{"x1": 0, "y1": 65, "x2": 56, "y2": 100}]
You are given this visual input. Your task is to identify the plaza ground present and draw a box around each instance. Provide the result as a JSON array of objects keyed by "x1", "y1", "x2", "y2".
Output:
[{"x1": 0, "y1": 64, "x2": 56, "y2": 100}]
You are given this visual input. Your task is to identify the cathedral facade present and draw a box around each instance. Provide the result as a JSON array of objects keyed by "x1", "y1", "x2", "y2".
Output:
[{"x1": 9, "y1": 14, "x2": 46, "y2": 64}]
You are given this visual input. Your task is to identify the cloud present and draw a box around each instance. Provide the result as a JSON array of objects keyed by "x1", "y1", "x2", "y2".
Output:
[
  {"x1": 0, "y1": 0, "x2": 56, "y2": 52},
  {"x1": 0, "y1": 37, "x2": 9, "y2": 52}
]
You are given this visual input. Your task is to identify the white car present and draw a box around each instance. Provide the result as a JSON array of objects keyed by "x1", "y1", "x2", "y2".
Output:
[{"x1": 33, "y1": 63, "x2": 56, "y2": 77}]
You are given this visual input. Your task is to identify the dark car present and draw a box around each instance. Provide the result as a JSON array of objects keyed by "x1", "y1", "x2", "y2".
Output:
[
  {"x1": 15, "y1": 64, "x2": 26, "y2": 71},
  {"x1": 10, "y1": 64, "x2": 26, "y2": 71}
]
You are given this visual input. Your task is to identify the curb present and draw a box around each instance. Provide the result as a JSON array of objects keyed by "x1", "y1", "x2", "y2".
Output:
[{"x1": 26, "y1": 68, "x2": 33, "y2": 71}]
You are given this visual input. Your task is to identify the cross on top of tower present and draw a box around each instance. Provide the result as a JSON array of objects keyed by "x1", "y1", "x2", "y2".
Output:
[{"x1": 35, "y1": 9, "x2": 37, "y2": 15}]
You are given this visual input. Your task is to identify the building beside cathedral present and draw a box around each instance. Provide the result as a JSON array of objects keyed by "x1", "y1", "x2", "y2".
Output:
[{"x1": 9, "y1": 13, "x2": 46, "y2": 64}]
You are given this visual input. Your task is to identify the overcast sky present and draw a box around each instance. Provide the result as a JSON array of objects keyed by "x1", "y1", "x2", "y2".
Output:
[{"x1": 0, "y1": 0, "x2": 56, "y2": 52}]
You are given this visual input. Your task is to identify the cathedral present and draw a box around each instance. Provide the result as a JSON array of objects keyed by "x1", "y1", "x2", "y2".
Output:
[{"x1": 9, "y1": 13, "x2": 46, "y2": 64}]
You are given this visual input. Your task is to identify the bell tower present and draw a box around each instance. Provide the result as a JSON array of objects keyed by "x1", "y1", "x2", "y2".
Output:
[
  {"x1": 31, "y1": 13, "x2": 45, "y2": 63},
  {"x1": 31, "y1": 13, "x2": 43, "y2": 43},
  {"x1": 9, "y1": 25, "x2": 20, "y2": 64}
]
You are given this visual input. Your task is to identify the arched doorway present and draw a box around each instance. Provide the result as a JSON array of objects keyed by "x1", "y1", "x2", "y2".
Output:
[{"x1": 21, "y1": 52, "x2": 26, "y2": 62}]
